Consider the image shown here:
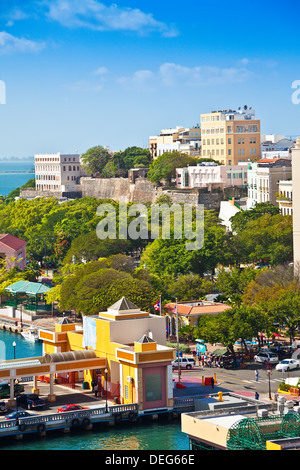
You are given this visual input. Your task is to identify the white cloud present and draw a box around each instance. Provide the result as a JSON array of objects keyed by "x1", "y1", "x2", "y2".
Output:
[
  {"x1": 0, "y1": 32, "x2": 46, "y2": 54},
  {"x1": 45, "y1": 0, "x2": 178, "y2": 37},
  {"x1": 93, "y1": 66, "x2": 109, "y2": 76},
  {"x1": 118, "y1": 62, "x2": 253, "y2": 90},
  {"x1": 159, "y1": 63, "x2": 253, "y2": 87},
  {"x1": 117, "y1": 69, "x2": 156, "y2": 91}
]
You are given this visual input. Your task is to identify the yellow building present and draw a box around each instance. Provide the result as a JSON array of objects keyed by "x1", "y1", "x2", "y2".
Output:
[
  {"x1": 201, "y1": 107, "x2": 261, "y2": 165},
  {"x1": 40, "y1": 297, "x2": 176, "y2": 411}
]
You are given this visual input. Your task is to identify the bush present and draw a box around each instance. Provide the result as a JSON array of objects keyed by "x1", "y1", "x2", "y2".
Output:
[
  {"x1": 166, "y1": 341, "x2": 190, "y2": 353},
  {"x1": 278, "y1": 382, "x2": 291, "y2": 392}
]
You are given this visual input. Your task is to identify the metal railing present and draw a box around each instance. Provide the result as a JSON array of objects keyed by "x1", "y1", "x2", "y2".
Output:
[{"x1": 0, "y1": 403, "x2": 139, "y2": 432}]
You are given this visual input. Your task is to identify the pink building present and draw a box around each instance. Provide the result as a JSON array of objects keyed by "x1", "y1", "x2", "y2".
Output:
[
  {"x1": 176, "y1": 163, "x2": 248, "y2": 189},
  {"x1": 0, "y1": 234, "x2": 27, "y2": 271}
]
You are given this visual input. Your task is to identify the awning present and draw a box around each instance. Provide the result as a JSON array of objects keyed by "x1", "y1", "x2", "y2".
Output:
[{"x1": 5, "y1": 281, "x2": 50, "y2": 295}]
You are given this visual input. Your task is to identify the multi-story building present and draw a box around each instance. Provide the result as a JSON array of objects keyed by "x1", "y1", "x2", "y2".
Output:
[
  {"x1": 176, "y1": 162, "x2": 248, "y2": 189},
  {"x1": 247, "y1": 159, "x2": 292, "y2": 209},
  {"x1": 276, "y1": 180, "x2": 293, "y2": 216},
  {"x1": 201, "y1": 107, "x2": 261, "y2": 165},
  {"x1": 149, "y1": 126, "x2": 201, "y2": 159},
  {"x1": 292, "y1": 138, "x2": 300, "y2": 270},
  {"x1": 35, "y1": 153, "x2": 83, "y2": 193}
]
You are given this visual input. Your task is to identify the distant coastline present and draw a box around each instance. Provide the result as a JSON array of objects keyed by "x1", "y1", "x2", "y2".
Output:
[{"x1": 0, "y1": 157, "x2": 34, "y2": 161}]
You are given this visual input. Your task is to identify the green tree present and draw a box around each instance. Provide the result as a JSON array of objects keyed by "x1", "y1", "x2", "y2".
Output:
[
  {"x1": 216, "y1": 267, "x2": 258, "y2": 305},
  {"x1": 230, "y1": 202, "x2": 280, "y2": 234},
  {"x1": 168, "y1": 274, "x2": 212, "y2": 301},
  {"x1": 147, "y1": 151, "x2": 198, "y2": 184},
  {"x1": 81, "y1": 146, "x2": 111, "y2": 175}
]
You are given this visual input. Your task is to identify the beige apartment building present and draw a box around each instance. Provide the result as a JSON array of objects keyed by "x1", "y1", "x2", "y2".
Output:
[
  {"x1": 149, "y1": 126, "x2": 201, "y2": 159},
  {"x1": 292, "y1": 138, "x2": 300, "y2": 270},
  {"x1": 201, "y1": 107, "x2": 261, "y2": 165}
]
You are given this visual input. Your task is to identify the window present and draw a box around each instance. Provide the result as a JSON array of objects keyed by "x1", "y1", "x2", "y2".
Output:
[{"x1": 145, "y1": 373, "x2": 162, "y2": 402}]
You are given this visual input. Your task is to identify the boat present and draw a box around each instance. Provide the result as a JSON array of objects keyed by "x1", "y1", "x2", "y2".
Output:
[{"x1": 21, "y1": 327, "x2": 40, "y2": 342}]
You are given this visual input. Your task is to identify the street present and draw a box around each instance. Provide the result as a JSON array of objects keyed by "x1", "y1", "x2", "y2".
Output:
[{"x1": 172, "y1": 360, "x2": 300, "y2": 398}]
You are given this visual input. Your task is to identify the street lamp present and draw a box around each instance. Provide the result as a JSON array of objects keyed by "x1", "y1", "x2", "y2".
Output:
[
  {"x1": 12, "y1": 341, "x2": 16, "y2": 360},
  {"x1": 267, "y1": 369, "x2": 272, "y2": 400},
  {"x1": 105, "y1": 368, "x2": 108, "y2": 413}
]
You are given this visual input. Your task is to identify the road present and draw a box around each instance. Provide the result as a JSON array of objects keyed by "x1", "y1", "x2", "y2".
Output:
[{"x1": 173, "y1": 361, "x2": 300, "y2": 399}]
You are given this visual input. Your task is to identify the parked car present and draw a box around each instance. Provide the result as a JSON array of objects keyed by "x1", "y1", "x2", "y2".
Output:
[
  {"x1": 57, "y1": 404, "x2": 89, "y2": 413},
  {"x1": 16, "y1": 393, "x2": 45, "y2": 410},
  {"x1": 172, "y1": 357, "x2": 195, "y2": 370},
  {"x1": 275, "y1": 359, "x2": 300, "y2": 372},
  {"x1": 254, "y1": 351, "x2": 279, "y2": 364},
  {"x1": 4, "y1": 411, "x2": 35, "y2": 420},
  {"x1": 0, "y1": 402, "x2": 6, "y2": 413},
  {"x1": 0, "y1": 382, "x2": 24, "y2": 398}
]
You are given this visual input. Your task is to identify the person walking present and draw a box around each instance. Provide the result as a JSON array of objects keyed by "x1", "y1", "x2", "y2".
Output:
[
  {"x1": 255, "y1": 369, "x2": 259, "y2": 382},
  {"x1": 211, "y1": 377, "x2": 215, "y2": 389}
]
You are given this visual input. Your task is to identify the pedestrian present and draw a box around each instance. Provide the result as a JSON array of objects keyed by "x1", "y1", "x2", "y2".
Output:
[
  {"x1": 255, "y1": 369, "x2": 259, "y2": 381},
  {"x1": 211, "y1": 377, "x2": 214, "y2": 389}
]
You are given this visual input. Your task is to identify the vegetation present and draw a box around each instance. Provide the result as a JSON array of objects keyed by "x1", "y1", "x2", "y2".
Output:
[{"x1": 0, "y1": 143, "x2": 297, "y2": 347}]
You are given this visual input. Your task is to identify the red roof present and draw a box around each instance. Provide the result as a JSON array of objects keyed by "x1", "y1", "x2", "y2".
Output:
[
  {"x1": 257, "y1": 158, "x2": 280, "y2": 163},
  {"x1": 0, "y1": 234, "x2": 27, "y2": 252},
  {"x1": 164, "y1": 302, "x2": 231, "y2": 316}
]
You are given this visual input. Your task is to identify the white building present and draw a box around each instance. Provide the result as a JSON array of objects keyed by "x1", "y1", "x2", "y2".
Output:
[
  {"x1": 292, "y1": 138, "x2": 300, "y2": 270},
  {"x1": 276, "y1": 180, "x2": 293, "y2": 216},
  {"x1": 176, "y1": 163, "x2": 248, "y2": 189},
  {"x1": 35, "y1": 153, "x2": 83, "y2": 193},
  {"x1": 247, "y1": 159, "x2": 292, "y2": 209},
  {"x1": 149, "y1": 126, "x2": 201, "y2": 158}
]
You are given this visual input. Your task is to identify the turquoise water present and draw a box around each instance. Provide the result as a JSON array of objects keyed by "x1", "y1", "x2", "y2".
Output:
[
  {"x1": 0, "y1": 329, "x2": 190, "y2": 450},
  {"x1": 0, "y1": 160, "x2": 35, "y2": 196}
]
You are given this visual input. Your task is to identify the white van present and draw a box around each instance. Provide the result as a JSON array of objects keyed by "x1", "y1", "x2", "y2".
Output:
[
  {"x1": 254, "y1": 351, "x2": 279, "y2": 364},
  {"x1": 171, "y1": 357, "x2": 195, "y2": 370}
]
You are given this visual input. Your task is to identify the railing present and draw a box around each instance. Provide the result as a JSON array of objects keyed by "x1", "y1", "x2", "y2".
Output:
[
  {"x1": 0, "y1": 403, "x2": 139, "y2": 431},
  {"x1": 174, "y1": 397, "x2": 195, "y2": 408}
]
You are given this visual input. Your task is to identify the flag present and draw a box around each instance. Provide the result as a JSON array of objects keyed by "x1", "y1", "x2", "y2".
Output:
[{"x1": 153, "y1": 299, "x2": 161, "y2": 311}]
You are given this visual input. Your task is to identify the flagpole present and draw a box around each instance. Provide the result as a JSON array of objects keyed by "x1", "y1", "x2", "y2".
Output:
[{"x1": 159, "y1": 294, "x2": 162, "y2": 316}]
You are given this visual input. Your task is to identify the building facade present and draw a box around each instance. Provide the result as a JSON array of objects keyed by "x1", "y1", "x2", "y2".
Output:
[
  {"x1": 40, "y1": 297, "x2": 175, "y2": 410},
  {"x1": 35, "y1": 153, "x2": 83, "y2": 193},
  {"x1": 0, "y1": 234, "x2": 27, "y2": 271},
  {"x1": 292, "y1": 138, "x2": 300, "y2": 270},
  {"x1": 176, "y1": 163, "x2": 248, "y2": 189},
  {"x1": 247, "y1": 159, "x2": 292, "y2": 209},
  {"x1": 149, "y1": 126, "x2": 201, "y2": 159},
  {"x1": 201, "y1": 107, "x2": 261, "y2": 165},
  {"x1": 277, "y1": 180, "x2": 293, "y2": 216}
]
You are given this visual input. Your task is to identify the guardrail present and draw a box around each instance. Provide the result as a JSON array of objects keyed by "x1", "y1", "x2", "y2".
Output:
[{"x1": 0, "y1": 403, "x2": 139, "y2": 433}]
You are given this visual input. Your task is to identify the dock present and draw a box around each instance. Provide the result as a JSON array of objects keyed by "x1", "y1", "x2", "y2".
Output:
[{"x1": 0, "y1": 397, "x2": 194, "y2": 441}]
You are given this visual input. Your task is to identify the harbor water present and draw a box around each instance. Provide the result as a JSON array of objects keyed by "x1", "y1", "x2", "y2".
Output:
[
  {"x1": 0, "y1": 160, "x2": 35, "y2": 196},
  {"x1": 0, "y1": 329, "x2": 189, "y2": 450}
]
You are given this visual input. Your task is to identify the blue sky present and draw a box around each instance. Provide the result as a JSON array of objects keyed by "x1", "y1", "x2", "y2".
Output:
[{"x1": 0, "y1": 0, "x2": 300, "y2": 158}]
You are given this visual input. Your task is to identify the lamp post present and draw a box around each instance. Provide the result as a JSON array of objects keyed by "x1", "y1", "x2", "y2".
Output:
[
  {"x1": 105, "y1": 368, "x2": 108, "y2": 413},
  {"x1": 267, "y1": 369, "x2": 272, "y2": 400},
  {"x1": 12, "y1": 341, "x2": 16, "y2": 360},
  {"x1": 176, "y1": 298, "x2": 181, "y2": 385}
]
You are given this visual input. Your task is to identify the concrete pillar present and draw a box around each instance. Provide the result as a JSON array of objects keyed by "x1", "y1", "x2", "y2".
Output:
[
  {"x1": 32, "y1": 376, "x2": 39, "y2": 395},
  {"x1": 8, "y1": 378, "x2": 16, "y2": 407},
  {"x1": 47, "y1": 374, "x2": 56, "y2": 402}
]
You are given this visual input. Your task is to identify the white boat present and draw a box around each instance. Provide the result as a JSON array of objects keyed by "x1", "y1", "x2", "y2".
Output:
[{"x1": 21, "y1": 327, "x2": 40, "y2": 342}]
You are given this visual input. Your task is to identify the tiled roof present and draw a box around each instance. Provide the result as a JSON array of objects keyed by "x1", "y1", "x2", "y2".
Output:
[
  {"x1": 0, "y1": 234, "x2": 27, "y2": 252},
  {"x1": 164, "y1": 302, "x2": 231, "y2": 316}
]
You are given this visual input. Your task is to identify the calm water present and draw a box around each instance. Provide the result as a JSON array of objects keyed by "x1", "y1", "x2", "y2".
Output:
[
  {"x1": 0, "y1": 160, "x2": 35, "y2": 196},
  {"x1": 0, "y1": 329, "x2": 189, "y2": 451}
]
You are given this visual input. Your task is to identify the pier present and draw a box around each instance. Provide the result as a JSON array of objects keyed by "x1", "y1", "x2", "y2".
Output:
[{"x1": 0, "y1": 397, "x2": 195, "y2": 442}]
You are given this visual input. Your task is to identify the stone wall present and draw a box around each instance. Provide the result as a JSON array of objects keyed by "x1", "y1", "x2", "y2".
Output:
[{"x1": 20, "y1": 177, "x2": 247, "y2": 211}]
